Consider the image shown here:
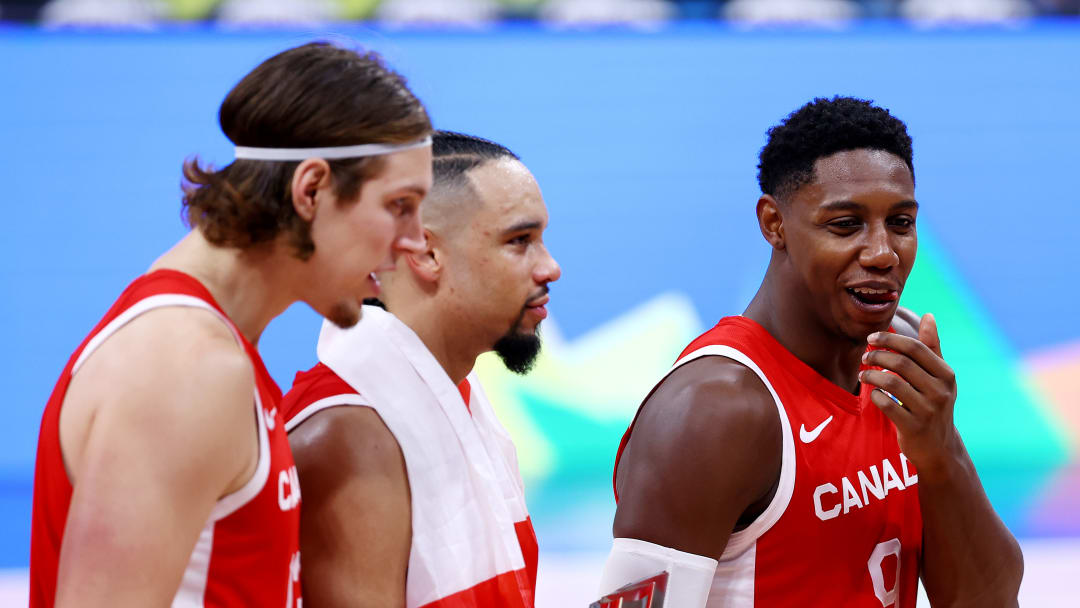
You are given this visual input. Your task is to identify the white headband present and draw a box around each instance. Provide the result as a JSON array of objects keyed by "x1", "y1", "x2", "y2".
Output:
[{"x1": 234, "y1": 135, "x2": 432, "y2": 161}]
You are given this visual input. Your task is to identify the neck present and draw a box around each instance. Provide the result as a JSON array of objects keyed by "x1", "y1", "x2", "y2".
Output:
[
  {"x1": 744, "y1": 263, "x2": 865, "y2": 393},
  {"x1": 385, "y1": 291, "x2": 480, "y2": 385},
  {"x1": 148, "y1": 230, "x2": 299, "y2": 345}
]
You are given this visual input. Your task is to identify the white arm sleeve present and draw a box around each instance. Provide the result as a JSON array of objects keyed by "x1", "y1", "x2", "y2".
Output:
[{"x1": 598, "y1": 538, "x2": 717, "y2": 608}]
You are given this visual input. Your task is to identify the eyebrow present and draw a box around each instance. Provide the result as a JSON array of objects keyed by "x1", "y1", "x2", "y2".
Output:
[
  {"x1": 501, "y1": 220, "x2": 543, "y2": 235},
  {"x1": 821, "y1": 199, "x2": 919, "y2": 212},
  {"x1": 395, "y1": 185, "x2": 428, "y2": 197}
]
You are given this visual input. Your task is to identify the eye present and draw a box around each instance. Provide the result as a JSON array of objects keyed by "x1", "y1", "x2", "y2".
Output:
[
  {"x1": 507, "y1": 234, "x2": 532, "y2": 247},
  {"x1": 888, "y1": 216, "x2": 916, "y2": 231},
  {"x1": 389, "y1": 197, "x2": 416, "y2": 217},
  {"x1": 826, "y1": 217, "x2": 862, "y2": 233}
]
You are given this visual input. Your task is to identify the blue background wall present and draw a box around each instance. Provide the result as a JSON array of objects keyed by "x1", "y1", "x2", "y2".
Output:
[{"x1": 2, "y1": 21, "x2": 1078, "y2": 567}]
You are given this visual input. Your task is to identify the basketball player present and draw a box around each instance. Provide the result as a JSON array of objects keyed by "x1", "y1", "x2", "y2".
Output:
[
  {"x1": 281, "y1": 132, "x2": 560, "y2": 607},
  {"x1": 599, "y1": 97, "x2": 1023, "y2": 606},
  {"x1": 29, "y1": 43, "x2": 433, "y2": 607}
]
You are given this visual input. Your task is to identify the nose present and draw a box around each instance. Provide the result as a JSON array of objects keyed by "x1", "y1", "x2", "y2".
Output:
[
  {"x1": 859, "y1": 224, "x2": 899, "y2": 270},
  {"x1": 534, "y1": 245, "x2": 562, "y2": 284},
  {"x1": 395, "y1": 210, "x2": 426, "y2": 255}
]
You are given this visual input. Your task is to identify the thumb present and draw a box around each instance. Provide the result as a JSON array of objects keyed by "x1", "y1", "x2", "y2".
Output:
[{"x1": 919, "y1": 312, "x2": 943, "y2": 358}]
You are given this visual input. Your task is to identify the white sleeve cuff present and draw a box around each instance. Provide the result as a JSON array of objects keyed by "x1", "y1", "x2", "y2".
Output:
[{"x1": 598, "y1": 538, "x2": 718, "y2": 608}]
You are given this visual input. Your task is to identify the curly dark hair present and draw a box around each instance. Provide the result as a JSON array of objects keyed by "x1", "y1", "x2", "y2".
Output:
[
  {"x1": 182, "y1": 42, "x2": 432, "y2": 260},
  {"x1": 757, "y1": 96, "x2": 914, "y2": 200}
]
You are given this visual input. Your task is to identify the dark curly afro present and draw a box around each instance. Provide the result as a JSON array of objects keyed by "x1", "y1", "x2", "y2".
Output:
[{"x1": 757, "y1": 96, "x2": 913, "y2": 200}]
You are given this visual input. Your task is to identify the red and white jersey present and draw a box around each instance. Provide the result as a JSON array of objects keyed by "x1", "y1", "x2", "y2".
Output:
[
  {"x1": 29, "y1": 269, "x2": 302, "y2": 608},
  {"x1": 615, "y1": 316, "x2": 922, "y2": 608},
  {"x1": 282, "y1": 305, "x2": 538, "y2": 608}
]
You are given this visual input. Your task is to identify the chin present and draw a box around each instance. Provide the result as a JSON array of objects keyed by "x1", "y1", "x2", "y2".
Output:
[
  {"x1": 326, "y1": 301, "x2": 362, "y2": 329},
  {"x1": 840, "y1": 317, "x2": 892, "y2": 342}
]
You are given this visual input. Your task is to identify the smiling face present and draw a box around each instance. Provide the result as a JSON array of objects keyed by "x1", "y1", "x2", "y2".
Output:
[
  {"x1": 438, "y1": 158, "x2": 561, "y2": 368},
  {"x1": 778, "y1": 148, "x2": 917, "y2": 340},
  {"x1": 303, "y1": 145, "x2": 432, "y2": 328}
]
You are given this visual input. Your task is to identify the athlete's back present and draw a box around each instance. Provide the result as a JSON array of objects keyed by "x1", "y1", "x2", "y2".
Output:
[
  {"x1": 30, "y1": 270, "x2": 301, "y2": 607},
  {"x1": 614, "y1": 317, "x2": 922, "y2": 607}
]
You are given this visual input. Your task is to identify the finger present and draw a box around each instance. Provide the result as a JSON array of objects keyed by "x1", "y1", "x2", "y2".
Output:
[
  {"x1": 860, "y1": 369, "x2": 930, "y2": 417},
  {"x1": 918, "y1": 312, "x2": 943, "y2": 359},
  {"x1": 862, "y1": 349, "x2": 936, "y2": 396},
  {"x1": 867, "y1": 385, "x2": 916, "y2": 431},
  {"x1": 866, "y1": 331, "x2": 950, "y2": 379}
]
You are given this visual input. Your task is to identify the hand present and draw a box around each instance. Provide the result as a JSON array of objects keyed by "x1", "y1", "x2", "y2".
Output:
[{"x1": 860, "y1": 313, "x2": 962, "y2": 478}]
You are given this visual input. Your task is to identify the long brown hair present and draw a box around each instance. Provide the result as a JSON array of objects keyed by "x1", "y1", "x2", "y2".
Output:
[{"x1": 182, "y1": 42, "x2": 432, "y2": 260}]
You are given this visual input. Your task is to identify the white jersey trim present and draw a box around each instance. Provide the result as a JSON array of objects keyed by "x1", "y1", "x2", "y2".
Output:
[
  {"x1": 172, "y1": 521, "x2": 215, "y2": 607},
  {"x1": 284, "y1": 393, "x2": 370, "y2": 432},
  {"x1": 667, "y1": 344, "x2": 797, "y2": 560},
  {"x1": 72, "y1": 294, "x2": 243, "y2": 374},
  {"x1": 68, "y1": 292, "x2": 274, "y2": 587},
  {"x1": 209, "y1": 385, "x2": 270, "y2": 522},
  {"x1": 707, "y1": 540, "x2": 756, "y2": 608}
]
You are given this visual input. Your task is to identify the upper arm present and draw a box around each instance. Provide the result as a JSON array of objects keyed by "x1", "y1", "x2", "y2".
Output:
[
  {"x1": 56, "y1": 308, "x2": 257, "y2": 607},
  {"x1": 613, "y1": 356, "x2": 782, "y2": 560},
  {"x1": 288, "y1": 405, "x2": 411, "y2": 607}
]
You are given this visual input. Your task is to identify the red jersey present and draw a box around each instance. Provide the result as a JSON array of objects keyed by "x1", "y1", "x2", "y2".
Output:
[
  {"x1": 283, "y1": 360, "x2": 538, "y2": 608},
  {"x1": 30, "y1": 269, "x2": 302, "y2": 607},
  {"x1": 615, "y1": 316, "x2": 922, "y2": 607}
]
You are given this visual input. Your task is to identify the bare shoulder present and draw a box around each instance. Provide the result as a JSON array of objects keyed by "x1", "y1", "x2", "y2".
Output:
[
  {"x1": 627, "y1": 356, "x2": 780, "y2": 455},
  {"x1": 83, "y1": 305, "x2": 253, "y2": 418},
  {"x1": 83, "y1": 304, "x2": 250, "y2": 381},
  {"x1": 892, "y1": 306, "x2": 921, "y2": 339},
  {"x1": 288, "y1": 406, "x2": 411, "y2": 606},
  {"x1": 289, "y1": 406, "x2": 407, "y2": 490},
  {"x1": 614, "y1": 355, "x2": 782, "y2": 558},
  {"x1": 62, "y1": 306, "x2": 256, "y2": 486}
]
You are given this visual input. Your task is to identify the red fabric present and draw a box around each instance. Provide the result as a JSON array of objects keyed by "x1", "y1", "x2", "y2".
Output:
[
  {"x1": 417, "y1": 519, "x2": 537, "y2": 608},
  {"x1": 458, "y1": 378, "x2": 472, "y2": 413},
  {"x1": 283, "y1": 363, "x2": 536, "y2": 607},
  {"x1": 413, "y1": 518, "x2": 537, "y2": 608},
  {"x1": 514, "y1": 517, "x2": 539, "y2": 603},
  {"x1": 30, "y1": 269, "x2": 301, "y2": 607},
  {"x1": 281, "y1": 362, "x2": 360, "y2": 421},
  {"x1": 614, "y1": 316, "x2": 922, "y2": 607},
  {"x1": 417, "y1": 568, "x2": 532, "y2": 608}
]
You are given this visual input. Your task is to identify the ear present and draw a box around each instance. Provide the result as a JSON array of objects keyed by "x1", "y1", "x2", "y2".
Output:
[
  {"x1": 756, "y1": 194, "x2": 786, "y2": 250},
  {"x1": 404, "y1": 228, "x2": 441, "y2": 283},
  {"x1": 290, "y1": 158, "x2": 333, "y2": 222}
]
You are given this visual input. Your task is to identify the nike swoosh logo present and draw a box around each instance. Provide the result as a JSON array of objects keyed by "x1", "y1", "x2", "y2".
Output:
[
  {"x1": 265, "y1": 407, "x2": 277, "y2": 431},
  {"x1": 799, "y1": 415, "x2": 834, "y2": 443}
]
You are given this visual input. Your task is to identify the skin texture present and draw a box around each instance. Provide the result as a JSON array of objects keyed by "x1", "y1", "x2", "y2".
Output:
[
  {"x1": 289, "y1": 157, "x2": 560, "y2": 607},
  {"x1": 53, "y1": 145, "x2": 432, "y2": 607},
  {"x1": 863, "y1": 317, "x2": 1023, "y2": 606},
  {"x1": 291, "y1": 147, "x2": 432, "y2": 329},
  {"x1": 614, "y1": 149, "x2": 1022, "y2": 606},
  {"x1": 288, "y1": 406, "x2": 412, "y2": 606}
]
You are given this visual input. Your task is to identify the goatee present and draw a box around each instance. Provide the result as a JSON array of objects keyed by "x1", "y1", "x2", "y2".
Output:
[{"x1": 493, "y1": 328, "x2": 541, "y2": 375}]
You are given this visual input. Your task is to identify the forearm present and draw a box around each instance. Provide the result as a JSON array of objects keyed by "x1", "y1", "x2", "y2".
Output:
[{"x1": 918, "y1": 435, "x2": 1023, "y2": 607}]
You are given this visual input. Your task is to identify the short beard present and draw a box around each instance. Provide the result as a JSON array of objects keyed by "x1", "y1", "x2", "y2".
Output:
[
  {"x1": 326, "y1": 301, "x2": 361, "y2": 329},
  {"x1": 493, "y1": 323, "x2": 541, "y2": 375}
]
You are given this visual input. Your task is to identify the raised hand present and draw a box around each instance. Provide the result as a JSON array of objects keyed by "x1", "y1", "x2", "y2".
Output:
[{"x1": 859, "y1": 313, "x2": 962, "y2": 478}]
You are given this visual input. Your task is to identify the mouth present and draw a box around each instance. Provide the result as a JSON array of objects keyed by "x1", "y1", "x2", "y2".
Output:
[
  {"x1": 844, "y1": 285, "x2": 899, "y2": 315},
  {"x1": 524, "y1": 293, "x2": 550, "y2": 321}
]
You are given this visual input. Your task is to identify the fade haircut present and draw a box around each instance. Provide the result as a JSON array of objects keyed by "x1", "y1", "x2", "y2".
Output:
[
  {"x1": 363, "y1": 131, "x2": 518, "y2": 311},
  {"x1": 757, "y1": 96, "x2": 914, "y2": 200},
  {"x1": 431, "y1": 130, "x2": 520, "y2": 190},
  {"x1": 181, "y1": 42, "x2": 432, "y2": 260}
]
